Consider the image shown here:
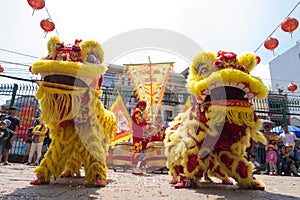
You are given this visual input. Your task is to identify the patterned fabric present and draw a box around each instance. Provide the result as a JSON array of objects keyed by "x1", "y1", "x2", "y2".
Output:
[{"x1": 132, "y1": 108, "x2": 148, "y2": 152}]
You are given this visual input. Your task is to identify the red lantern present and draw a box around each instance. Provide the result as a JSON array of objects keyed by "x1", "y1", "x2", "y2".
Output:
[
  {"x1": 0, "y1": 65, "x2": 3, "y2": 73},
  {"x1": 281, "y1": 17, "x2": 299, "y2": 37},
  {"x1": 40, "y1": 19, "x2": 55, "y2": 38},
  {"x1": 287, "y1": 83, "x2": 298, "y2": 93},
  {"x1": 27, "y1": 0, "x2": 45, "y2": 15},
  {"x1": 264, "y1": 37, "x2": 279, "y2": 54},
  {"x1": 255, "y1": 55, "x2": 261, "y2": 65}
]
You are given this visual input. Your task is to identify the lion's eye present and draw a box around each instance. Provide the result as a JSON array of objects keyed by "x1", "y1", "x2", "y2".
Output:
[
  {"x1": 195, "y1": 63, "x2": 211, "y2": 75},
  {"x1": 200, "y1": 67, "x2": 209, "y2": 74},
  {"x1": 85, "y1": 51, "x2": 101, "y2": 64}
]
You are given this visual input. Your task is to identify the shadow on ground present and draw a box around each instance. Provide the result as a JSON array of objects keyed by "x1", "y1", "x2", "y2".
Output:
[
  {"x1": 190, "y1": 182, "x2": 300, "y2": 200},
  {"x1": 4, "y1": 177, "x2": 103, "y2": 199}
]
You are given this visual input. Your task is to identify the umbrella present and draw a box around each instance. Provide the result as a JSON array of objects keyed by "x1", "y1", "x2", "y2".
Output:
[
  {"x1": 271, "y1": 125, "x2": 300, "y2": 138},
  {"x1": 259, "y1": 119, "x2": 275, "y2": 130}
]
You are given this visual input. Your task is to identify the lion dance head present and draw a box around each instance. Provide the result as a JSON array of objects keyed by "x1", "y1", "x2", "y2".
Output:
[
  {"x1": 31, "y1": 36, "x2": 116, "y2": 186},
  {"x1": 164, "y1": 51, "x2": 268, "y2": 190}
]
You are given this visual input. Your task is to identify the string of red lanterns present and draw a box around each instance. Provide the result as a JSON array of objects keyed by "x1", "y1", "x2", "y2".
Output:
[
  {"x1": 255, "y1": 2, "x2": 300, "y2": 54},
  {"x1": 27, "y1": 0, "x2": 57, "y2": 38},
  {"x1": 254, "y1": 3, "x2": 300, "y2": 93},
  {"x1": 263, "y1": 17, "x2": 298, "y2": 53}
]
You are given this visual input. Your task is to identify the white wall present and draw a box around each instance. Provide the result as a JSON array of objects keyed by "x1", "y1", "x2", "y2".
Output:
[{"x1": 269, "y1": 41, "x2": 300, "y2": 95}]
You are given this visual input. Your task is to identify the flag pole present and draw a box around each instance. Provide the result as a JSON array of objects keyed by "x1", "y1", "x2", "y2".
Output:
[{"x1": 148, "y1": 56, "x2": 153, "y2": 122}]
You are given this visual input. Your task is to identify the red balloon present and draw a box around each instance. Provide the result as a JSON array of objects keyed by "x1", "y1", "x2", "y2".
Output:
[
  {"x1": 281, "y1": 17, "x2": 299, "y2": 33},
  {"x1": 0, "y1": 65, "x2": 3, "y2": 73},
  {"x1": 27, "y1": 0, "x2": 45, "y2": 10},
  {"x1": 264, "y1": 38, "x2": 279, "y2": 51},
  {"x1": 287, "y1": 83, "x2": 298, "y2": 93},
  {"x1": 40, "y1": 19, "x2": 55, "y2": 32}
]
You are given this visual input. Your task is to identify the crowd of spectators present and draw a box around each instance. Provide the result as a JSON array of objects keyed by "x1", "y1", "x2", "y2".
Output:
[
  {"x1": 249, "y1": 123, "x2": 300, "y2": 177},
  {"x1": 0, "y1": 107, "x2": 51, "y2": 166}
]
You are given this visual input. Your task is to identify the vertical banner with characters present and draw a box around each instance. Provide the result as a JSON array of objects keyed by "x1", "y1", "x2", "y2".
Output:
[
  {"x1": 125, "y1": 62, "x2": 173, "y2": 122},
  {"x1": 109, "y1": 92, "x2": 132, "y2": 145},
  {"x1": 17, "y1": 105, "x2": 36, "y2": 140}
]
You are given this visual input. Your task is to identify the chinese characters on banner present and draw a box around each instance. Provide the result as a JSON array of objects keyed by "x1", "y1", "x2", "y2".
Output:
[{"x1": 125, "y1": 62, "x2": 173, "y2": 122}]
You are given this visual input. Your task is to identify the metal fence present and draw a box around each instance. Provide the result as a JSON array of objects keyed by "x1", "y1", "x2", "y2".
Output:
[
  {"x1": 0, "y1": 83, "x2": 39, "y2": 162},
  {"x1": 1, "y1": 82, "x2": 300, "y2": 163}
]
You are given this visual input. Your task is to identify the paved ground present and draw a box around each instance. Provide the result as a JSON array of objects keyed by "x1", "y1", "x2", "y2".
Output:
[{"x1": 0, "y1": 163, "x2": 299, "y2": 200}]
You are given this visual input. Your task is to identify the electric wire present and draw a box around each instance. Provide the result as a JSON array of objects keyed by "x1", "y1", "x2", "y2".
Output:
[{"x1": 254, "y1": 1, "x2": 300, "y2": 53}]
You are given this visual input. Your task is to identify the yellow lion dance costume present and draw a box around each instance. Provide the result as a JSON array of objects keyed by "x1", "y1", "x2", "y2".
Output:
[
  {"x1": 164, "y1": 51, "x2": 268, "y2": 190},
  {"x1": 30, "y1": 36, "x2": 116, "y2": 187}
]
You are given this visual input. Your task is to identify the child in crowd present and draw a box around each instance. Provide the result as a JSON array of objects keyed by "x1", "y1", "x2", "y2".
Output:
[
  {"x1": 0, "y1": 119, "x2": 11, "y2": 163},
  {"x1": 266, "y1": 144, "x2": 277, "y2": 175},
  {"x1": 250, "y1": 154, "x2": 261, "y2": 174},
  {"x1": 283, "y1": 143, "x2": 299, "y2": 176},
  {"x1": 278, "y1": 145, "x2": 285, "y2": 175}
]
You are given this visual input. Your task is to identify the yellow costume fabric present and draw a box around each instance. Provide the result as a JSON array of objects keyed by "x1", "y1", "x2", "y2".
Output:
[
  {"x1": 164, "y1": 51, "x2": 268, "y2": 190},
  {"x1": 32, "y1": 36, "x2": 116, "y2": 185}
]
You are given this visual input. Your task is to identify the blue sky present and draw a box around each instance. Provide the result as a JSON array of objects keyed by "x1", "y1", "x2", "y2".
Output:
[{"x1": 0, "y1": 0, "x2": 300, "y2": 102}]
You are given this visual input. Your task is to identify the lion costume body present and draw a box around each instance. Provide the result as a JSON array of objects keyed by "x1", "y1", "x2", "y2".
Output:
[
  {"x1": 30, "y1": 36, "x2": 116, "y2": 186},
  {"x1": 164, "y1": 51, "x2": 268, "y2": 190}
]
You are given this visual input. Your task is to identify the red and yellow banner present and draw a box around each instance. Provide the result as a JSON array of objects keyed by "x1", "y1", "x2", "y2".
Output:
[
  {"x1": 109, "y1": 92, "x2": 132, "y2": 145},
  {"x1": 126, "y1": 62, "x2": 173, "y2": 122},
  {"x1": 17, "y1": 105, "x2": 36, "y2": 141}
]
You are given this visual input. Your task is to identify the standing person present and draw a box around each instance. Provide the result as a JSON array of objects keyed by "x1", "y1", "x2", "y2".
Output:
[
  {"x1": 264, "y1": 125, "x2": 280, "y2": 146},
  {"x1": 131, "y1": 100, "x2": 149, "y2": 175},
  {"x1": 26, "y1": 121, "x2": 48, "y2": 166},
  {"x1": 266, "y1": 144, "x2": 278, "y2": 175},
  {"x1": 279, "y1": 124, "x2": 298, "y2": 149},
  {"x1": 0, "y1": 119, "x2": 11, "y2": 163},
  {"x1": 3, "y1": 106, "x2": 20, "y2": 165},
  {"x1": 21, "y1": 120, "x2": 39, "y2": 163},
  {"x1": 278, "y1": 145, "x2": 288, "y2": 175}
]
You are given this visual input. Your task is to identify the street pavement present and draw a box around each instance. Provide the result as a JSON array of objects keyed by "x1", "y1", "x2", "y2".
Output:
[{"x1": 0, "y1": 163, "x2": 299, "y2": 200}]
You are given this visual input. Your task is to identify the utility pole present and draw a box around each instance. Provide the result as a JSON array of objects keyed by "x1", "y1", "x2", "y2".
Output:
[{"x1": 148, "y1": 56, "x2": 153, "y2": 122}]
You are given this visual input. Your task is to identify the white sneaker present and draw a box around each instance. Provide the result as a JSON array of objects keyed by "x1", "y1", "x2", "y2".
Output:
[{"x1": 132, "y1": 168, "x2": 143, "y2": 175}]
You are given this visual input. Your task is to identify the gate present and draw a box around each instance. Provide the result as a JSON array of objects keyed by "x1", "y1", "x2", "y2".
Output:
[{"x1": 0, "y1": 83, "x2": 39, "y2": 162}]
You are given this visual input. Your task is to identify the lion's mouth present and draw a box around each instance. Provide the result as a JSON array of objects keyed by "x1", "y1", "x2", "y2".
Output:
[
  {"x1": 202, "y1": 85, "x2": 254, "y2": 106},
  {"x1": 44, "y1": 74, "x2": 88, "y2": 88},
  {"x1": 205, "y1": 86, "x2": 248, "y2": 102}
]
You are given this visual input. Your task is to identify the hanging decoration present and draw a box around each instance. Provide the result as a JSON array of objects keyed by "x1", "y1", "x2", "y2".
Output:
[
  {"x1": 255, "y1": 55, "x2": 261, "y2": 65},
  {"x1": 0, "y1": 65, "x2": 4, "y2": 73},
  {"x1": 29, "y1": 66, "x2": 32, "y2": 73},
  {"x1": 126, "y1": 62, "x2": 173, "y2": 122},
  {"x1": 27, "y1": 0, "x2": 58, "y2": 38},
  {"x1": 40, "y1": 18, "x2": 55, "y2": 38},
  {"x1": 281, "y1": 17, "x2": 299, "y2": 38},
  {"x1": 253, "y1": 2, "x2": 299, "y2": 57},
  {"x1": 264, "y1": 37, "x2": 279, "y2": 54},
  {"x1": 287, "y1": 82, "x2": 298, "y2": 93},
  {"x1": 27, "y1": 0, "x2": 45, "y2": 15}
]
